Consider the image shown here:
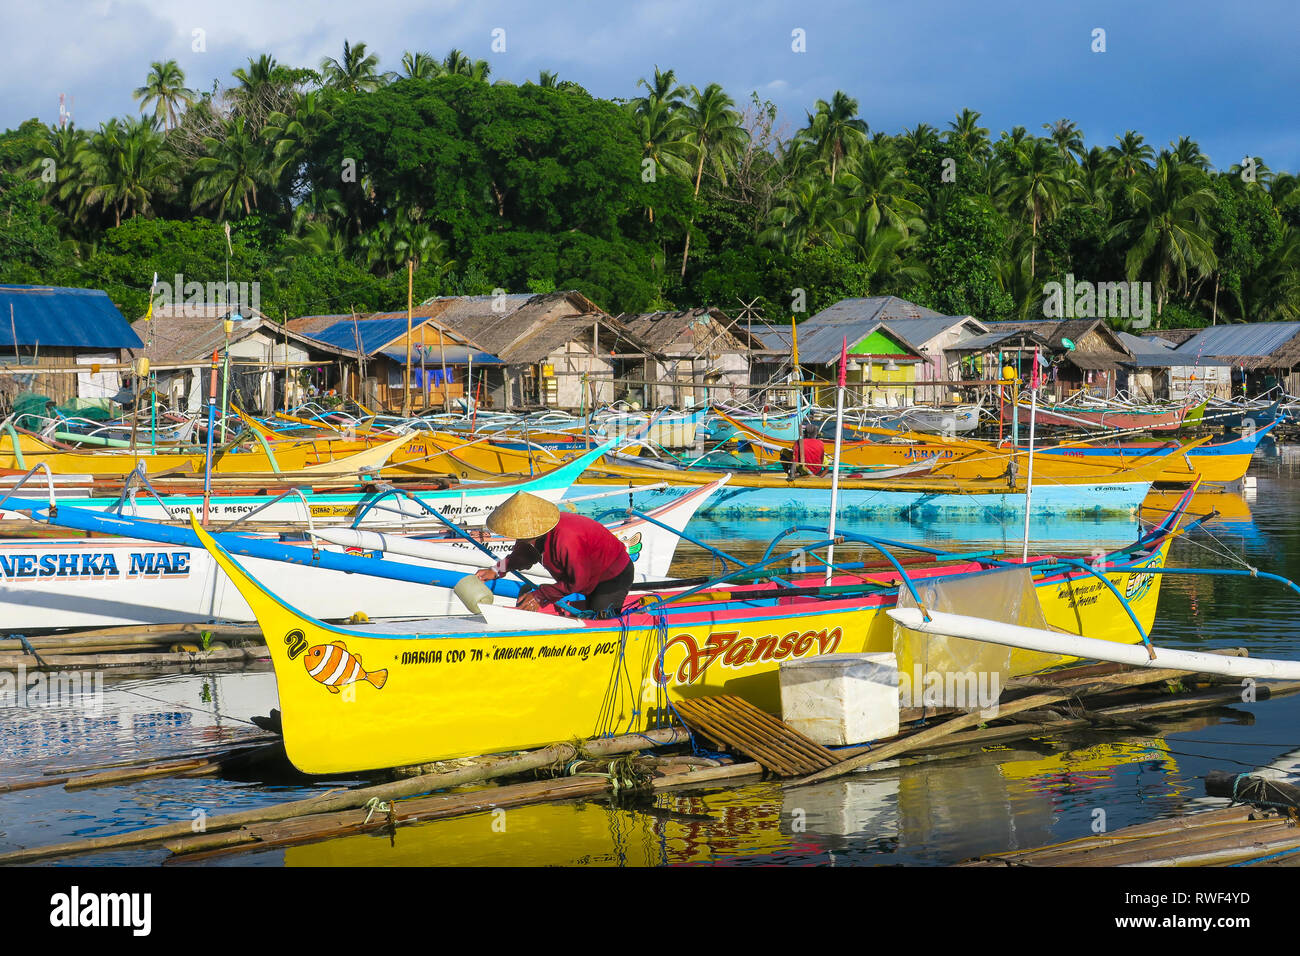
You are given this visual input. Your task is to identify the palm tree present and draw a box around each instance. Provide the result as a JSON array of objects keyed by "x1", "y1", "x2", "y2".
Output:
[
  {"x1": 760, "y1": 178, "x2": 848, "y2": 253},
  {"x1": 231, "y1": 55, "x2": 279, "y2": 108},
  {"x1": 945, "y1": 108, "x2": 990, "y2": 160},
  {"x1": 191, "y1": 116, "x2": 270, "y2": 218},
  {"x1": 896, "y1": 123, "x2": 940, "y2": 165},
  {"x1": 1270, "y1": 172, "x2": 1300, "y2": 210},
  {"x1": 1169, "y1": 136, "x2": 1210, "y2": 172},
  {"x1": 440, "y1": 49, "x2": 490, "y2": 81},
  {"x1": 638, "y1": 67, "x2": 685, "y2": 107},
  {"x1": 81, "y1": 117, "x2": 173, "y2": 227},
  {"x1": 1042, "y1": 119, "x2": 1084, "y2": 163},
  {"x1": 1004, "y1": 138, "x2": 1074, "y2": 278},
  {"x1": 799, "y1": 91, "x2": 868, "y2": 183},
  {"x1": 1109, "y1": 154, "x2": 1219, "y2": 316},
  {"x1": 628, "y1": 67, "x2": 692, "y2": 220},
  {"x1": 400, "y1": 51, "x2": 441, "y2": 80},
  {"x1": 1076, "y1": 145, "x2": 1116, "y2": 214},
  {"x1": 1237, "y1": 223, "x2": 1300, "y2": 321},
  {"x1": 1110, "y1": 130, "x2": 1155, "y2": 179},
  {"x1": 358, "y1": 207, "x2": 456, "y2": 278},
  {"x1": 997, "y1": 226, "x2": 1042, "y2": 320},
  {"x1": 849, "y1": 214, "x2": 928, "y2": 293},
  {"x1": 838, "y1": 141, "x2": 924, "y2": 236},
  {"x1": 281, "y1": 219, "x2": 349, "y2": 260},
  {"x1": 321, "y1": 41, "x2": 385, "y2": 93},
  {"x1": 26, "y1": 124, "x2": 91, "y2": 222},
  {"x1": 133, "y1": 60, "x2": 195, "y2": 130},
  {"x1": 678, "y1": 82, "x2": 748, "y2": 274},
  {"x1": 265, "y1": 91, "x2": 330, "y2": 183},
  {"x1": 535, "y1": 70, "x2": 560, "y2": 88},
  {"x1": 1229, "y1": 155, "x2": 1273, "y2": 189}
]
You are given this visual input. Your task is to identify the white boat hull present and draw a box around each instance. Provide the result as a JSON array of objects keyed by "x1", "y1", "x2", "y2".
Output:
[{"x1": 0, "y1": 481, "x2": 721, "y2": 630}]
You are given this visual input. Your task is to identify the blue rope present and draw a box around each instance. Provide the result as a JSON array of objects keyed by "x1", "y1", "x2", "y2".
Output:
[
  {"x1": 12, "y1": 633, "x2": 47, "y2": 669},
  {"x1": 1230, "y1": 845, "x2": 1300, "y2": 867}
]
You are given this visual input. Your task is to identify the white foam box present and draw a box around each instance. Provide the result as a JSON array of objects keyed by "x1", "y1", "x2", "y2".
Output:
[{"x1": 779, "y1": 653, "x2": 900, "y2": 746}]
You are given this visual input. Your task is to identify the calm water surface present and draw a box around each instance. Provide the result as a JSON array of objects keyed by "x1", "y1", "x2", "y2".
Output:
[{"x1": 4, "y1": 450, "x2": 1300, "y2": 866}]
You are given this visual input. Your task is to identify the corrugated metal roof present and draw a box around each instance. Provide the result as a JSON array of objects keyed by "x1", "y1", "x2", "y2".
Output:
[
  {"x1": 1116, "y1": 331, "x2": 1177, "y2": 358},
  {"x1": 796, "y1": 297, "x2": 944, "y2": 363},
  {"x1": 951, "y1": 329, "x2": 1051, "y2": 351},
  {"x1": 1129, "y1": 353, "x2": 1234, "y2": 369},
  {"x1": 0, "y1": 285, "x2": 143, "y2": 350},
  {"x1": 877, "y1": 316, "x2": 985, "y2": 352},
  {"x1": 1173, "y1": 322, "x2": 1300, "y2": 359},
  {"x1": 309, "y1": 317, "x2": 412, "y2": 354}
]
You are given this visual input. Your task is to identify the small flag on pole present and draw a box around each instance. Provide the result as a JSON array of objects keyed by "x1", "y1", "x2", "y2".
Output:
[
  {"x1": 838, "y1": 336, "x2": 848, "y2": 388},
  {"x1": 144, "y1": 271, "x2": 158, "y2": 321}
]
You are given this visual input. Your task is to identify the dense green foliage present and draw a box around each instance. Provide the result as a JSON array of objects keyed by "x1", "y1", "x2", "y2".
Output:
[{"x1": 2, "y1": 46, "x2": 1298, "y2": 328}]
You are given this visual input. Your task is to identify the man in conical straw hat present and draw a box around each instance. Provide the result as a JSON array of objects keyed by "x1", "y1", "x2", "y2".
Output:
[{"x1": 476, "y1": 492, "x2": 634, "y2": 617}]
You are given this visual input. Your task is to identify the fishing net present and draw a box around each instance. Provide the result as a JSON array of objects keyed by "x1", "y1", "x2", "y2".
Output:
[
  {"x1": 9, "y1": 391, "x2": 114, "y2": 429},
  {"x1": 892, "y1": 567, "x2": 1045, "y2": 713}
]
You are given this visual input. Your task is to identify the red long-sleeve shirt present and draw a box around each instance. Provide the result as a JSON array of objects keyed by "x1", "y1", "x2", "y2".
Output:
[
  {"x1": 495, "y1": 512, "x2": 632, "y2": 606},
  {"x1": 791, "y1": 437, "x2": 826, "y2": 475}
]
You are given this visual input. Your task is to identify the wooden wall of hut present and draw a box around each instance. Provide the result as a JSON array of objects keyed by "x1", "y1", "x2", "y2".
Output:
[
  {"x1": 0, "y1": 346, "x2": 125, "y2": 408},
  {"x1": 371, "y1": 326, "x2": 467, "y2": 411}
]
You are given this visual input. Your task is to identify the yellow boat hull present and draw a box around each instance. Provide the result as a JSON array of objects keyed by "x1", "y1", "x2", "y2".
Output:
[
  {"x1": 725, "y1": 412, "x2": 1211, "y2": 482},
  {"x1": 192, "y1": 516, "x2": 1175, "y2": 775}
]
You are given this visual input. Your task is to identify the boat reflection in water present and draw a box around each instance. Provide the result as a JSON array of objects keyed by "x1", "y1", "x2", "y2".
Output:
[
  {"x1": 282, "y1": 716, "x2": 1242, "y2": 867},
  {"x1": 658, "y1": 489, "x2": 1256, "y2": 578}
]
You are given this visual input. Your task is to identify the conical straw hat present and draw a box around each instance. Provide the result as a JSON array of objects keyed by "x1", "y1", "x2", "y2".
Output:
[{"x1": 486, "y1": 492, "x2": 560, "y2": 539}]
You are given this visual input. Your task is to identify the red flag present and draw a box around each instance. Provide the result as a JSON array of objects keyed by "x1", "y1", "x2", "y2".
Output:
[
  {"x1": 1029, "y1": 349, "x2": 1041, "y2": 390},
  {"x1": 838, "y1": 336, "x2": 848, "y2": 388}
]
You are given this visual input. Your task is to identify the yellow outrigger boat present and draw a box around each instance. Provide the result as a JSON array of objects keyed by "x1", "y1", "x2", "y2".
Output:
[
  {"x1": 719, "y1": 410, "x2": 1213, "y2": 482},
  {"x1": 187, "y1": 486, "x2": 1194, "y2": 774},
  {"x1": 0, "y1": 427, "x2": 420, "y2": 480}
]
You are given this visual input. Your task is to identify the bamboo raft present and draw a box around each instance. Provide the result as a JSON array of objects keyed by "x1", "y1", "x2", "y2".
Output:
[
  {"x1": 4, "y1": 648, "x2": 1295, "y2": 866},
  {"x1": 960, "y1": 805, "x2": 1300, "y2": 867}
]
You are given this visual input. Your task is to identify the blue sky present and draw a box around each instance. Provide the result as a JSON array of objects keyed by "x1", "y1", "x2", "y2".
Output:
[{"x1": 6, "y1": 0, "x2": 1299, "y2": 172}]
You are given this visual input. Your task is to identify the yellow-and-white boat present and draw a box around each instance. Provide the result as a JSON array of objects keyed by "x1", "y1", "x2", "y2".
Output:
[{"x1": 187, "y1": 488, "x2": 1196, "y2": 774}]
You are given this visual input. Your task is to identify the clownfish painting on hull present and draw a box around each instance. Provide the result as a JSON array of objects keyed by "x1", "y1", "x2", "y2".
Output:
[{"x1": 304, "y1": 641, "x2": 388, "y2": 694}]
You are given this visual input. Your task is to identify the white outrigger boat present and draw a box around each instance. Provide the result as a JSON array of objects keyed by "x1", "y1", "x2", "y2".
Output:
[
  {"x1": 0, "y1": 442, "x2": 613, "y2": 527},
  {"x1": 0, "y1": 479, "x2": 726, "y2": 629}
]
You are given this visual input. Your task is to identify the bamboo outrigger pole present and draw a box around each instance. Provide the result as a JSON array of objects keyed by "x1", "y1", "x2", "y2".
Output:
[
  {"x1": 824, "y1": 336, "x2": 848, "y2": 583},
  {"x1": 403, "y1": 259, "x2": 413, "y2": 417},
  {"x1": 202, "y1": 349, "x2": 219, "y2": 525},
  {"x1": 1020, "y1": 347, "x2": 1039, "y2": 561},
  {"x1": 790, "y1": 313, "x2": 802, "y2": 408}
]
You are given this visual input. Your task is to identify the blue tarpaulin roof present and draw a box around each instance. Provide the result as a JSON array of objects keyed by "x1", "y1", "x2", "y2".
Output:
[
  {"x1": 307, "y1": 317, "x2": 412, "y2": 354},
  {"x1": 0, "y1": 285, "x2": 143, "y2": 350}
]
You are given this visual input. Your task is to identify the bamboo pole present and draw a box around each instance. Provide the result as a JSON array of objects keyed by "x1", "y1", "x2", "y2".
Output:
[
  {"x1": 403, "y1": 260, "x2": 413, "y2": 417},
  {"x1": 0, "y1": 726, "x2": 689, "y2": 865},
  {"x1": 0, "y1": 623, "x2": 260, "y2": 651},
  {"x1": 0, "y1": 646, "x2": 263, "y2": 670}
]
